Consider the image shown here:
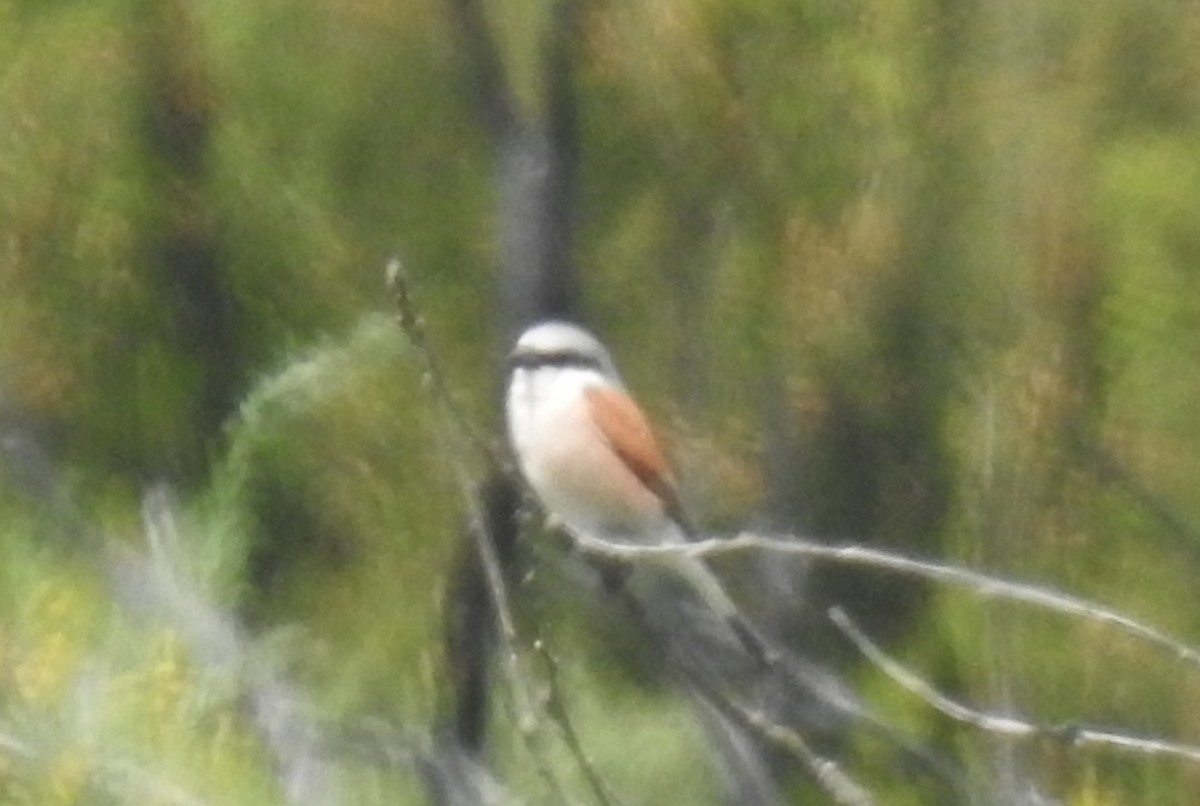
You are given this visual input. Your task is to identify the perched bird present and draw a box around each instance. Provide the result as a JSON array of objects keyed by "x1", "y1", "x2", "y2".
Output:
[{"x1": 505, "y1": 320, "x2": 767, "y2": 660}]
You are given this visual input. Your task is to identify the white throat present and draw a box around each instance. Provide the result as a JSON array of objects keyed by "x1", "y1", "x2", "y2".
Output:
[{"x1": 507, "y1": 364, "x2": 606, "y2": 461}]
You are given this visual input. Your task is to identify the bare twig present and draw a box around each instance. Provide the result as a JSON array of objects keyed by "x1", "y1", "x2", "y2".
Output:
[
  {"x1": 608, "y1": 586, "x2": 887, "y2": 805},
  {"x1": 676, "y1": 667, "x2": 875, "y2": 806},
  {"x1": 532, "y1": 640, "x2": 627, "y2": 806},
  {"x1": 728, "y1": 704, "x2": 875, "y2": 806},
  {"x1": 830, "y1": 607, "x2": 1200, "y2": 765},
  {"x1": 564, "y1": 531, "x2": 1200, "y2": 676},
  {"x1": 388, "y1": 261, "x2": 579, "y2": 804},
  {"x1": 386, "y1": 258, "x2": 510, "y2": 475},
  {"x1": 459, "y1": 472, "x2": 575, "y2": 804}
]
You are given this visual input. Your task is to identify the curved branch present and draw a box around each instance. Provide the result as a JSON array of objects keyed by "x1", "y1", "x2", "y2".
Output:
[
  {"x1": 565, "y1": 531, "x2": 1200, "y2": 676},
  {"x1": 830, "y1": 607, "x2": 1200, "y2": 765}
]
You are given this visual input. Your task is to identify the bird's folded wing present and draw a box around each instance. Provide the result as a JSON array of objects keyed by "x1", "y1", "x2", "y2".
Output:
[{"x1": 584, "y1": 385, "x2": 694, "y2": 533}]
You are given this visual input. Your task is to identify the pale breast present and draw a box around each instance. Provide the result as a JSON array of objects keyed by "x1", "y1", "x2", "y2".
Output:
[{"x1": 507, "y1": 369, "x2": 667, "y2": 541}]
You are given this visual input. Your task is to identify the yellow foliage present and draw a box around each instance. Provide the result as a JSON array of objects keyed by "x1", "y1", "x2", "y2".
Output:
[
  {"x1": 147, "y1": 631, "x2": 189, "y2": 728},
  {"x1": 11, "y1": 582, "x2": 86, "y2": 707},
  {"x1": 14, "y1": 631, "x2": 75, "y2": 706}
]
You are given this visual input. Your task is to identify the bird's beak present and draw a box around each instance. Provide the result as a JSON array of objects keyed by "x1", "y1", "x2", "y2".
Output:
[{"x1": 505, "y1": 348, "x2": 527, "y2": 372}]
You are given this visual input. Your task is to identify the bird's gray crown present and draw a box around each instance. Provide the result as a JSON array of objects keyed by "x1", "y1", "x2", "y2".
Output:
[{"x1": 507, "y1": 320, "x2": 619, "y2": 378}]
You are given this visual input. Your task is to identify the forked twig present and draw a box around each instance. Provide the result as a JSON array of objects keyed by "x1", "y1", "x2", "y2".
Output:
[
  {"x1": 829, "y1": 607, "x2": 1200, "y2": 765},
  {"x1": 532, "y1": 640, "x2": 627, "y2": 806}
]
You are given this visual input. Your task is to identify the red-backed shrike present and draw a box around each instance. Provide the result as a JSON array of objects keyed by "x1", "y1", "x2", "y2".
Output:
[{"x1": 506, "y1": 321, "x2": 763, "y2": 657}]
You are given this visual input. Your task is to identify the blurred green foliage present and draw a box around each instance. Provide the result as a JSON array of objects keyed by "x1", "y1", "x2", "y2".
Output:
[{"x1": 2, "y1": 0, "x2": 1200, "y2": 802}]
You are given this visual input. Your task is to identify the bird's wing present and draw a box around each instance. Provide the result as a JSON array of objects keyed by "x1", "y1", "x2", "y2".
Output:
[{"x1": 583, "y1": 385, "x2": 694, "y2": 534}]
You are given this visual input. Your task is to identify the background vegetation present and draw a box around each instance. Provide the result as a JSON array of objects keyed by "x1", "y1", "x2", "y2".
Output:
[{"x1": 2, "y1": 0, "x2": 1200, "y2": 803}]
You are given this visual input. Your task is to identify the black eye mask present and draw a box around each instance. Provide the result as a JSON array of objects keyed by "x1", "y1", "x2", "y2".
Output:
[{"x1": 508, "y1": 350, "x2": 604, "y2": 372}]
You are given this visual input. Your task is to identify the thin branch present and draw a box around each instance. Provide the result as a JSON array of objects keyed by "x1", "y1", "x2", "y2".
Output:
[
  {"x1": 388, "y1": 261, "x2": 581, "y2": 804},
  {"x1": 726, "y1": 703, "x2": 875, "y2": 806},
  {"x1": 532, "y1": 640, "x2": 627, "y2": 806},
  {"x1": 673, "y1": 659, "x2": 875, "y2": 806},
  {"x1": 829, "y1": 607, "x2": 1200, "y2": 765},
  {"x1": 607, "y1": 587, "x2": 885, "y2": 806},
  {"x1": 386, "y1": 259, "x2": 511, "y2": 476},
  {"x1": 459, "y1": 470, "x2": 575, "y2": 805},
  {"x1": 564, "y1": 531, "x2": 1200, "y2": 676}
]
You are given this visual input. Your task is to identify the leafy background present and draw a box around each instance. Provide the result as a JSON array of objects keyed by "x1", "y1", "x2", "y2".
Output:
[{"x1": 2, "y1": 0, "x2": 1200, "y2": 803}]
